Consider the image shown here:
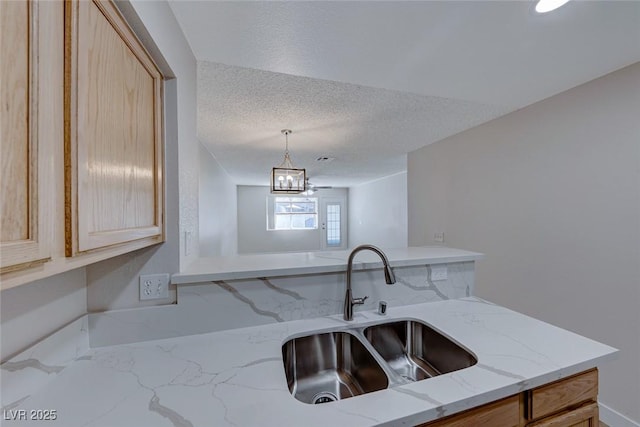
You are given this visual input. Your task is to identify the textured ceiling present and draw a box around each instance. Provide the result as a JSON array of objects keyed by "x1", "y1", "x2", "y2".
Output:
[
  {"x1": 198, "y1": 62, "x2": 512, "y2": 187},
  {"x1": 170, "y1": 0, "x2": 640, "y2": 187}
]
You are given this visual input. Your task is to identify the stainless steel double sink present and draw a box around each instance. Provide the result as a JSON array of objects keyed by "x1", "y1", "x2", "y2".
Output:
[{"x1": 282, "y1": 319, "x2": 477, "y2": 404}]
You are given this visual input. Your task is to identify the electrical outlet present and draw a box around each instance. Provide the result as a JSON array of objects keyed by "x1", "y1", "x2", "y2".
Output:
[
  {"x1": 430, "y1": 265, "x2": 448, "y2": 281},
  {"x1": 139, "y1": 273, "x2": 170, "y2": 300},
  {"x1": 434, "y1": 232, "x2": 445, "y2": 243}
]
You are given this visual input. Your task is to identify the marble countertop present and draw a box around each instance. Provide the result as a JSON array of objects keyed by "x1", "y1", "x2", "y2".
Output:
[
  {"x1": 3, "y1": 297, "x2": 617, "y2": 427},
  {"x1": 173, "y1": 246, "x2": 484, "y2": 284}
]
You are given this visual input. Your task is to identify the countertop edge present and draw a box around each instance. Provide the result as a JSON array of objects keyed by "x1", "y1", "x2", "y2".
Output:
[{"x1": 172, "y1": 247, "x2": 484, "y2": 284}]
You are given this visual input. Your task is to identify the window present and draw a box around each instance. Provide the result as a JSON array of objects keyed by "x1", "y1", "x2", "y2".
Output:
[{"x1": 269, "y1": 197, "x2": 318, "y2": 230}]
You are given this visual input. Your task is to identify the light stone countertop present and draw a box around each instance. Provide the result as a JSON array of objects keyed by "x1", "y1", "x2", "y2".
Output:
[
  {"x1": 2, "y1": 297, "x2": 617, "y2": 427},
  {"x1": 173, "y1": 246, "x2": 484, "y2": 284}
]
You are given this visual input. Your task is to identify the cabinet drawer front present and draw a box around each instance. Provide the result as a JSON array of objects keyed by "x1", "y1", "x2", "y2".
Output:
[
  {"x1": 420, "y1": 395, "x2": 519, "y2": 427},
  {"x1": 528, "y1": 369, "x2": 598, "y2": 421},
  {"x1": 528, "y1": 402, "x2": 598, "y2": 427}
]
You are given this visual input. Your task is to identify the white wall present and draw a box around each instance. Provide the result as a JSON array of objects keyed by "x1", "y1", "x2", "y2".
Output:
[
  {"x1": 407, "y1": 63, "x2": 640, "y2": 423},
  {"x1": 349, "y1": 171, "x2": 408, "y2": 249},
  {"x1": 199, "y1": 143, "x2": 238, "y2": 256},
  {"x1": 237, "y1": 186, "x2": 348, "y2": 254},
  {"x1": 124, "y1": 0, "x2": 200, "y2": 269},
  {"x1": 1, "y1": 269, "x2": 87, "y2": 362}
]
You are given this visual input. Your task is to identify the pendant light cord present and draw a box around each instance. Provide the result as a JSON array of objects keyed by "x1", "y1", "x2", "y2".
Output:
[{"x1": 284, "y1": 131, "x2": 289, "y2": 155}]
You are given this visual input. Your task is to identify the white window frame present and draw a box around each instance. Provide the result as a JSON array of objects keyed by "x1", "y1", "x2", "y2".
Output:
[{"x1": 266, "y1": 196, "x2": 318, "y2": 231}]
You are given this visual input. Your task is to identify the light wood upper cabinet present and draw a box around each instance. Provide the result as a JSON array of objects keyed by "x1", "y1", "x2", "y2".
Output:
[
  {"x1": 0, "y1": 0, "x2": 54, "y2": 273},
  {"x1": 1, "y1": 0, "x2": 165, "y2": 289},
  {"x1": 65, "y1": 0, "x2": 164, "y2": 255}
]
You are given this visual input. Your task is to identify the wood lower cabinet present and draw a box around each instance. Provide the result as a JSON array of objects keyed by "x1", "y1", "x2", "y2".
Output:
[
  {"x1": 420, "y1": 369, "x2": 599, "y2": 427},
  {"x1": 65, "y1": 0, "x2": 164, "y2": 255},
  {"x1": 0, "y1": 0, "x2": 56, "y2": 273},
  {"x1": 527, "y1": 402, "x2": 599, "y2": 427},
  {"x1": 524, "y1": 369, "x2": 599, "y2": 427},
  {"x1": 419, "y1": 395, "x2": 520, "y2": 427}
]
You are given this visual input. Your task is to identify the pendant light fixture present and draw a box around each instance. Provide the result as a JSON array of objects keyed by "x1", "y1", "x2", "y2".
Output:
[
  {"x1": 535, "y1": 0, "x2": 571, "y2": 13},
  {"x1": 270, "y1": 129, "x2": 306, "y2": 194}
]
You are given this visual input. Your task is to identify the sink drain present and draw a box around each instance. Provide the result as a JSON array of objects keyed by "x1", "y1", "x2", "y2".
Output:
[{"x1": 312, "y1": 392, "x2": 337, "y2": 404}]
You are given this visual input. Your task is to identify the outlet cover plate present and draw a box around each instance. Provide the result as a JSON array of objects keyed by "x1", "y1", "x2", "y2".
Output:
[
  {"x1": 430, "y1": 265, "x2": 448, "y2": 281},
  {"x1": 139, "y1": 273, "x2": 170, "y2": 300}
]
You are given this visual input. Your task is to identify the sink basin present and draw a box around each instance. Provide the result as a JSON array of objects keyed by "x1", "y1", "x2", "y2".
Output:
[
  {"x1": 282, "y1": 319, "x2": 477, "y2": 403},
  {"x1": 363, "y1": 320, "x2": 477, "y2": 381},
  {"x1": 282, "y1": 331, "x2": 388, "y2": 404}
]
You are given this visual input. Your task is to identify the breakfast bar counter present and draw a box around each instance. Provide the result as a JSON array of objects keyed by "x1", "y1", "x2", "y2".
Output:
[{"x1": 1, "y1": 297, "x2": 617, "y2": 426}]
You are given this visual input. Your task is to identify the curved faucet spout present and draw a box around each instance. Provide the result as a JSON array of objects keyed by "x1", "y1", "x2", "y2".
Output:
[{"x1": 344, "y1": 245, "x2": 396, "y2": 321}]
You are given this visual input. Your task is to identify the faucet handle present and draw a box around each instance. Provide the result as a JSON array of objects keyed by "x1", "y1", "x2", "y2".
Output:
[{"x1": 353, "y1": 295, "x2": 369, "y2": 305}]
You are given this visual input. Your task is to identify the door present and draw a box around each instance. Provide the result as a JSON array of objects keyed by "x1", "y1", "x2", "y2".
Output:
[{"x1": 320, "y1": 198, "x2": 347, "y2": 250}]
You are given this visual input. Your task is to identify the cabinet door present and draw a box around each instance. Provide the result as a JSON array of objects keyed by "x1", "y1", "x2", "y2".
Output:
[
  {"x1": 420, "y1": 395, "x2": 520, "y2": 427},
  {"x1": 526, "y1": 369, "x2": 598, "y2": 422},
  {"x1": 527, "y1": 402, "x2": 598, "y2": 427},
  {"x1": 65, "y1": 0, "x2": 164, "y2": 255},
  {"x1": 1, "y1": 1, "x2": 53, "y2": 273}
]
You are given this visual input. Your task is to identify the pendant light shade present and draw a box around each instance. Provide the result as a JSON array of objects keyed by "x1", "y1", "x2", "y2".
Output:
[{"x1": 270, "y1": 130, "x2": 306, "y2": 194}]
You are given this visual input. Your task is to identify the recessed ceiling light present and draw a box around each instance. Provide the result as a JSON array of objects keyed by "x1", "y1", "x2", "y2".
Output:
[{"x1": 535, "y1": 0, "x2": 571, "y2": 13}]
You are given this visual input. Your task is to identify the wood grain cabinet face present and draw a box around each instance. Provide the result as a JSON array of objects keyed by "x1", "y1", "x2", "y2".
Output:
[
  {"x1": 65, "y1": 0, "x2": 164, "y2": 255},
  {"x1": 525, "y1": 369, "x2": 599, "y2": 427},
  {"x1": 527, "y1": 402, "x2": 599, "y2": 427},
  {"x1": 419, "y1": 395, "x2": 520, "y2": 427},
  {"x1": 418, "y1": 369, "x2": 598, "y2": 427},
  {"x1": 0, "y1": 1, "x2": 53, "y2": 273}
]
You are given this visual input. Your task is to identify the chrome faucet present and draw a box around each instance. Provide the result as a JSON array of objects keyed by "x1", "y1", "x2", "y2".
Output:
[{"x1": 343, "y1": 245, "x2": 396, "y2": 321}]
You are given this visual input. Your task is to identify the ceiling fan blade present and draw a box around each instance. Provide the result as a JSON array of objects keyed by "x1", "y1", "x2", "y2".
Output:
[{"x1": 305, "y1": 178, "x2": 332, "y2": 191}]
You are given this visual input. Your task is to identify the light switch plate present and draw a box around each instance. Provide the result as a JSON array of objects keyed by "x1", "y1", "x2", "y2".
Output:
[
  {"x1": 430, "y1": 265, "x2": 448, "y2": 281},
  {"x1": 139, "y1": 273, "x2": 170, "y2": 300}
]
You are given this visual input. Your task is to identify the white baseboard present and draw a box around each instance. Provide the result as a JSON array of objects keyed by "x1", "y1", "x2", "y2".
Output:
[{"x1": 600, "y1": 402, "x2": 640, "y2": 427}]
